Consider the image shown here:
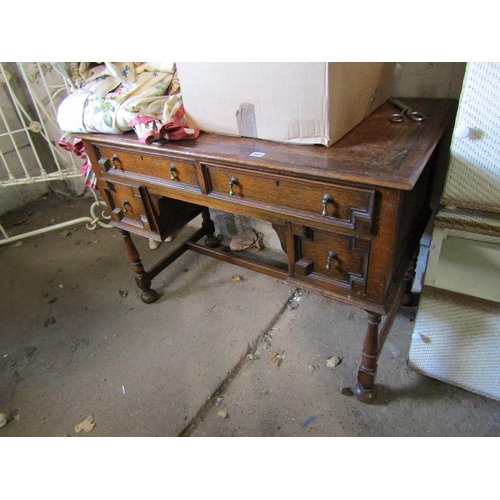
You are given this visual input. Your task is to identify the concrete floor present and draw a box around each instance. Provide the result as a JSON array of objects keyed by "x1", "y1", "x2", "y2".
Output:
[{"x1": 1, "y1": 192, "x2": 499, "y2": 437}]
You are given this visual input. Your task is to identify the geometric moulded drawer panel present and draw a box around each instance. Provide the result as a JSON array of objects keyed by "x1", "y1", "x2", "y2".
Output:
[{"x1": 409, "y1": 287, "x2": 500, "y2": 402}]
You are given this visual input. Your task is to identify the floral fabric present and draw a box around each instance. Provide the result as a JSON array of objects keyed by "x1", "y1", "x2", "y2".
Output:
[{"x1": 55, "y1": 62, "x2": 199, "y2": 187}]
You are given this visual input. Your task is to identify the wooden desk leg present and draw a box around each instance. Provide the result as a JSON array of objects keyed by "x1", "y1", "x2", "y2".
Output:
[
  {"x1": 120, "y1": 229, "x2": 159, "y2": 304},
  {"x1": 353, "y1": 254, "x2": 418, "y2": 403},
  {"x1": 201, "y1": 208, "x2": 221, "y2": 248},
  {"x1": 401, "y1": 252, "x2": 419, "y2": 307},
  {"x1": 353, "y1": 312, "x2": 381, "y2": 403}
]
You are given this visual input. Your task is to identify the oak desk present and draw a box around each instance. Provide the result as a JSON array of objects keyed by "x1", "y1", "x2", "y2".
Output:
[{"x1": 80, "y1": 98, "x2": 457, "y2": 403}]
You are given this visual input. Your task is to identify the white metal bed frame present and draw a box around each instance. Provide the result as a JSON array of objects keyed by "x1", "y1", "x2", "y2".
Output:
[{"x1": 0, "y1": 62, "x2": 110, "y2": 245}]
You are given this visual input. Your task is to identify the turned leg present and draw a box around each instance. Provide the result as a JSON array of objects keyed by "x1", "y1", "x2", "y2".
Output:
[
  {"x1": 201, "y1": 208, "x2": 221, "y2": 248},
  {"x1": 120, "y1": 230, "x2": 159, "y2": 304},
  {"x1": 353, "y1": 312, "x2": 382, "y2": 403},
  {"x1": 401, "y1": 252, "x2": 419, "y2": 307}
]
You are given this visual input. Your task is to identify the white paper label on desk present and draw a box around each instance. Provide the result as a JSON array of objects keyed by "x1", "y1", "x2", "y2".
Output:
[{"x1": 250, "y1": 152, "x2": 266, "y2": 157}]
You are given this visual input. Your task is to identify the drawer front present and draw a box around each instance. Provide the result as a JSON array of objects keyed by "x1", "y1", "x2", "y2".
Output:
[
  {"x1": 102, "y1": 180, "x2": 158, "y2": 236},
  {"x1": 96, "y1": 145, "x2": 200, "y2": 190},
  {"x1": 204, "y1": 163, "x2": 375, "y2": 232},
  {"x1": 291, "y1": 225, "x2": 370, "y2": 296}
]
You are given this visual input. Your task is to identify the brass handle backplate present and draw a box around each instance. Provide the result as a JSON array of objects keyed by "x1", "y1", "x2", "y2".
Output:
[
  {"x1": 169, "y1": 163, "x2": 177, "y2": 180},
  {"x1": 229, "y1": 176, "x2": 239, "y2": 196},
  {"x1": 322, "y1": 194, "x2": 334, "y2": 216},
  {"x1": 111, "y1": 154, "x2": 119, "y2": 169},
  {"x1": 122, "y1": 199, "x2": 131, "y2": 213},
  {"x1": 326, "y1": 250, "x2": 338, "y2": 270}
]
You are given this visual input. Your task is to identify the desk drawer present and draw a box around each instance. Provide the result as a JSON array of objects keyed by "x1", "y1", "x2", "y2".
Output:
[
  {"x1": 291, "y1": 225, "x2": 370, "y2": 296},
  {"x1": 102, "y1": 179, "x2": 159, "y2": 236},
  {"x1": 96, "y1": 145, "x2": 200, "y2": 189},
  {"x1": 204, "y1": 164, "x2": 375, "y2": 232}
]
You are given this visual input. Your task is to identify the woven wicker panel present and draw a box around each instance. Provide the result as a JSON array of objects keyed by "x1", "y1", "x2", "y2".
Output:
[
  {"x1": 409, "y1": 288, "x2": 500, "y2": 401},
  {"x1": 435, "y1": 206, "x2": 500, "y2": 237},
  {"x1": 441, "y1": 63, "x2": 500, "y2": 212}
]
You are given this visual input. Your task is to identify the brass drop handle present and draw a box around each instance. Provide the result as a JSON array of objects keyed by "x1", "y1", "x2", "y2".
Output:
[
  {"x1": 322, "y1": 194, "x2": 334, "y2": 216},
  {"x1": 122, "y1": 199, "x2": 131, "y2": 213},
  {"x1": 111, "y1": 154, "x2": 119, "y2": 169},
  {"x1": 326, "y1": 250, "x2": 338, "y2": 270},
  {"x1": 229, "y1": 176, "x2": 239, "y2": 196},
  {"x1": 169, "y1": 163, "x2": 177, "y2": 180}
]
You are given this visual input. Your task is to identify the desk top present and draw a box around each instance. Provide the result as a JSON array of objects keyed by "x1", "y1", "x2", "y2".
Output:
[{"x1": 79, "y1": 98, "x2": 457, "y2": 191}]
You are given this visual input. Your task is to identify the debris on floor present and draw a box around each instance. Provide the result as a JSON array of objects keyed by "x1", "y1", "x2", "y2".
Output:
[
  {"x1": 287, "y1": 288, "x2": 308, "y2": 310},
  {"x1": 75, "y1": 415, "x2": 95, "y2": 433},
  {"x1": 326, "y1": 356, "x2": 342, "y2": 369},
  {"x1": 301, "y1": 416, "x2": 315, "y2": 428},
  {"x1": 270, "y1": 351, "x2": 285, "y2": 367},
  {"x1": 217, "y1": 408, "x2": 228, "y2": 419},
  {"x1": 229, "y1": 229, "x2": 263, "y2": 251},
  {"x1": 250, "y1": 332, "x2": 274, "y2": 360}
]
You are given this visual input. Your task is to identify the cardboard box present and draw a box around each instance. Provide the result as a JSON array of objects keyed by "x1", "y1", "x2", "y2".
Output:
[{"x1": 176, "y1": 62, "x2": 396, "y2": 146}]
